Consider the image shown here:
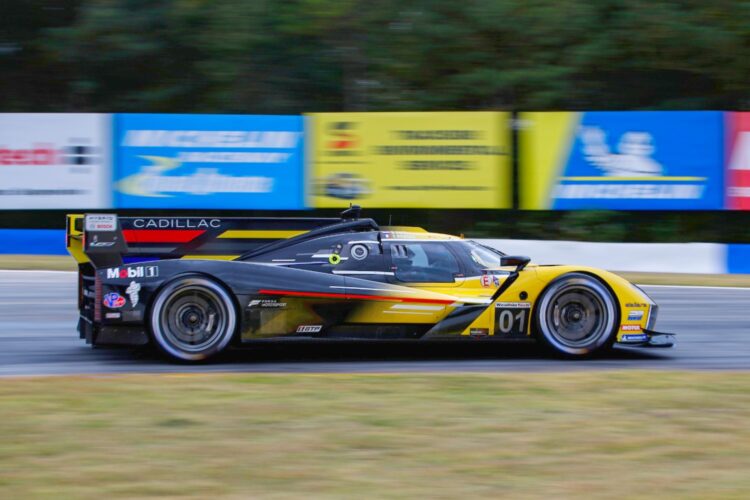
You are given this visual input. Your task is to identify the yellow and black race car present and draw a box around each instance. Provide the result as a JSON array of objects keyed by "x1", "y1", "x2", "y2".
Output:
[{"x1": 67, "y1": 207, "x2": 674, "y2": 361}]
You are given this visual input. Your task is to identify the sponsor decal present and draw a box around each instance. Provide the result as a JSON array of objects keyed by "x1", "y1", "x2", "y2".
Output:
[
  {"x1": 0, "y1": 142, "x2": 98, "y2": 166},
  {"x1": 89, "y1": 240, "x2": 115, "y2": 247},
  {"x1": 117, "y1": 156, "x2": 275, "y2": 197},
  {"x1": 103, "y1": 293, "x2": 126, "y2": 309},
  {"x1": 248, "y1": 299, "x2": 287, "y2": 308},
  {"x1": 350, "y1": 244, "x2": 369, "y2": 261},
  {"x1": 493, "y1": 275, "x2": 500, "y2": 286},
  {"x1": 132, "y1": 218, "x2": 221, "y2": 229},
  {"x1": 0, "y1": 114, "x2": 110, "y2": 208},
  {"x1": 620, "y1": 324, "x2": 642, "y2": 331},
  {"x1": 105, "y1": 312, "x2": 121, "y2": 319},
  {"x1": 495, "y1": 302, "x2": 531, "y2": 336},
  {"x1": 726, "y1": 112, "x2": 750, "y2": 209},
  {"x1": 125, "y1": 281, "x2": 141, "y2": 307},
  {"x1": 626, "y1": 302, "x2": 648, "y2": 308},
  {"x1": 627, "y1": 311, "x2": 644, "y2": 321},
  {"x1": 106, "y1": 266, "x2": 159, "y2": 280},
  {"x1": 621, "y1": 333, "x2": 649, "y2": 342},
  {"x1": 85, "y1": 214, "x2": 117, "y2": 232},
  {"x1": 469, "y1": 328, "x2": 489, "y2": 336},
  {"x1": 520, "y1": 111, "x2": 723, "y2": 210},
  {"x1": 114, "y1": 114, "x2": 304, "y2": 209},
  {"x1": 296, "y1": 325, "x2": 323, "y2": 333},
  {"x1": 480, "y1": 274, "x2": 492, "y2": 287},
  {"x1": 325, "y1": 121, "x2": 361, "y2": 154},
  {"x1": 310, "y1": 112, "x2": 511, "y2": 208}
]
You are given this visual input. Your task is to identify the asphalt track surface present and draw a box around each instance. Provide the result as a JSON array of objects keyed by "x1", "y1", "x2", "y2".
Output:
[{"x1": 1, "y1": 270, "x2": 748, "y2": 376}]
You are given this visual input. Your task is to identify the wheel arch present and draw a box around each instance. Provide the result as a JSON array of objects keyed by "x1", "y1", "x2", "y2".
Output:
[
  {"x1": 531, "y1": 270, "x2": 620, "y2": 354},
  {"x1": 145, "y1": 271, "x2": 243, "y2": 346}
]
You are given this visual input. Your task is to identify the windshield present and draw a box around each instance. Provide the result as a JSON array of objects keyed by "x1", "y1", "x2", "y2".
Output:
[{"x1": 461, "y1": 241, "x2": 506, "y2": 269}]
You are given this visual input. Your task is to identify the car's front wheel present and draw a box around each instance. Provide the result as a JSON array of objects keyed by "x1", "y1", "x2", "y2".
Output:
[
  {"x1": 149, "y1": 276, "x2": 237, "y2": 362},
  {"x1": 535, "y1": 273, "x2": 617, "y2": 357}
]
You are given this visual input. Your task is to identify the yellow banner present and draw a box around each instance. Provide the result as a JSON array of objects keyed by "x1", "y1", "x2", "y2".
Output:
[{"x1": 308, "y1": 112, "x2": 511, "y2": 208}]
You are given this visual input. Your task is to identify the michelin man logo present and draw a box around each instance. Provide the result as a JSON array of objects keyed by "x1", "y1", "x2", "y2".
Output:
[
  {"x1": 579, "y1": 126, "x2": 663, "y2": 177},
  {"x1": 125, "y1": 281, "x2": 141, "y2": 307}
]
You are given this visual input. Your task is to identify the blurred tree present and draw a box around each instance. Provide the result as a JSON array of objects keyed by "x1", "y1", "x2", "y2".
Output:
[{"x1": 2, "y1": 0, "x2": 750, "y2": 112}]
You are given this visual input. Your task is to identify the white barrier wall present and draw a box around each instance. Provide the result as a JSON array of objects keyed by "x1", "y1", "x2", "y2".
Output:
[{"x1": 478, "y1": 239, "x2": 727, "y2": 274}]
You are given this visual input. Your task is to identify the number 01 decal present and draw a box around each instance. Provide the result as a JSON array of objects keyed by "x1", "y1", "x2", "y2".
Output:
[{"x1": 494, "y1": 302, "x2": 531, "y2": 336}]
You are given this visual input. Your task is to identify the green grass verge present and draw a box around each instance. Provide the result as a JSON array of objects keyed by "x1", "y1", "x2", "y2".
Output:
[
  {"x1": 616, "y1": 271, "x2": 750, "y2": 287},
  {"x1": 2, "y1": 372, "x2": 750, "y2": 498},
  {"x1": 0, "y1": 255, "x2": 77, "y2": 271}
]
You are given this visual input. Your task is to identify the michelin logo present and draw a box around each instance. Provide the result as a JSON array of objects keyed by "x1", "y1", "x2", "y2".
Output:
[
  {"x1": 125, "y1": 281, "x2": 141, "y2": 307},
  {"x1": 122, "y1": 130, "x2": 301, "y2": 149},
  {"x1": 554, "y1": 126, "x2": 706, "y2": 200},
  {"x1": 579, "y1": 126, "x2": 663, "y2": 177}
]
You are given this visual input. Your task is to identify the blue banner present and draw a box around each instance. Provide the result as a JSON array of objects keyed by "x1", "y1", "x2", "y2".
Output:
[
  {"x1": 541, "y1": 111, "x2": 724, "y2": 210},
  {"x1": 0, "y1": 229, "x2": 66, "y2": 255},
  {"x1": 113, "y1": 114, "x2": 305, "y2": 209}
]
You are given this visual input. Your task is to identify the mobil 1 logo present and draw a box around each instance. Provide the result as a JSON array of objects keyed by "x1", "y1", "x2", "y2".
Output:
[
  {"x1": 494, "y1": 302, "x2": 531, "y2": 337},
  {"x1": 106, "y1": 266, "x2": 159, "y2": 280}
]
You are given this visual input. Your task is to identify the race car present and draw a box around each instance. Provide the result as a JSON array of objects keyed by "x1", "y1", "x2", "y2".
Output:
[{"x1": 66, "y1": 207, "x2": 674, "y2": 361}]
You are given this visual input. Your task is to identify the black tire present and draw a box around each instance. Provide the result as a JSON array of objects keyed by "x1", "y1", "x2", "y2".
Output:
[
  {"x1": 149, "y1": 276, "x2": 237, "y2": 362},
  {"x1": 534, "y1": 273, "x2": 617, "y2": 357}
]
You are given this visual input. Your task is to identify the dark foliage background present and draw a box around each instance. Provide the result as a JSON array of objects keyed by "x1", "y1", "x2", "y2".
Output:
[{"x1": 1, "y1": 0, "x2": 748, "y2": 241}]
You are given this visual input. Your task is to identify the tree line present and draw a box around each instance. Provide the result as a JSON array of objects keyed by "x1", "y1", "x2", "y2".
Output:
[{"x1": 2, "y1": 0, "x2": 749, "y2": 113}]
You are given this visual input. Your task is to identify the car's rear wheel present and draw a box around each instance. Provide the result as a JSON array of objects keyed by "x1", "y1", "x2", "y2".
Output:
[
  {"x1": 149, "y1": 276, "x2": 237, "y2": 362},
  {"x1": 535, "y1": 273, "x2": 617, "y2": 357}
]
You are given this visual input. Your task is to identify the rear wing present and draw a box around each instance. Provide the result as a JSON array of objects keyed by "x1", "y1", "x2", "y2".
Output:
[{"x1": 66, "y1": 213, "x2": 345, "y2": 268}]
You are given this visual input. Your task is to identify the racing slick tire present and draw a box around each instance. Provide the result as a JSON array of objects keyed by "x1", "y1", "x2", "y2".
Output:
[
  {"x1": 149, "y1": 276, "x2": 237, "y2": 362},
  {"x1": 534, "y1": 273, "x2": 617, "y2": 357}
]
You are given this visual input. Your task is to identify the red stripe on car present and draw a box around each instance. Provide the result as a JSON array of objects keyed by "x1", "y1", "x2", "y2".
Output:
[
  {"x1": 122, "y1": 229, "x2": 205, "y2": 243},
  {"x1": 258, "y1": 289, "x2": 453, "y2": 305}
]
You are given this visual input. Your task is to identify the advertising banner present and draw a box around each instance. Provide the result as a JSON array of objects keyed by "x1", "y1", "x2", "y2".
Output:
[
  {"x1": 519, "y1": 111, "x2": 724, "y2": 210},
  {"x1": 308, "y1": 112, "x2": 511, "y2": 208},
  {"x1": 0, "y1": 113, "x2": 111, "y2": 208},
  {"x1": 725, "y1": 112, "x2": 750, "y2": 210},
  {"x1": 114, "y1": 114, "x2": 305, "y2": 209}
]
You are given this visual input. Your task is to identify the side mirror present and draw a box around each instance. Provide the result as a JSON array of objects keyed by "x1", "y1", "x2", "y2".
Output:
[{"x1": 500, "y1": 255, "x2": 530, "y2": 272}]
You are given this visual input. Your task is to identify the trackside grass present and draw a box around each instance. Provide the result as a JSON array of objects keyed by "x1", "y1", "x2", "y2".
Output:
[{"x1": 1, "y1": 372, "x2": 750, "y2": 499}]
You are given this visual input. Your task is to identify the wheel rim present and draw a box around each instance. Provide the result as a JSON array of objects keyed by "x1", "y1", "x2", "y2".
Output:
[
  {"x1": 158, "y1": 284, "x2": 229, "y2": 354},
  {"x1": 538, "y1": 276, "x2": 615, "y2": 353},
  {"x1": 546, "y1": 286, "x2": 607, "y2": 347}
]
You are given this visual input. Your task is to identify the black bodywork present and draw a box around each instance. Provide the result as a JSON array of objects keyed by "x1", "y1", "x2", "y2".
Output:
[{"x1": 76, "y1": 210, "x2": 503, "y2": 347}]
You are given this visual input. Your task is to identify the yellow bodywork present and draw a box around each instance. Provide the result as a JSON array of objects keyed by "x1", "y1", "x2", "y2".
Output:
[
  {"x1": 66, "y1": 214, "x2": 87, "y2": 264},
  {"x1": 389, "y1": 263, "x2": 654, "y2": 342}
]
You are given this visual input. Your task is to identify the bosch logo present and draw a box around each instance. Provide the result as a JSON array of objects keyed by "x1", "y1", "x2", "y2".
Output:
[{"x1": 106, "y1": 266, "x2": 159, "y2": 280}]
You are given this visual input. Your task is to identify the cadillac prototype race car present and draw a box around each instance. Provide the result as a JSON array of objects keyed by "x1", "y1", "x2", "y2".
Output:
[{"x1": 66, "y1": 207, "x2": 674, "y2": 362}]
